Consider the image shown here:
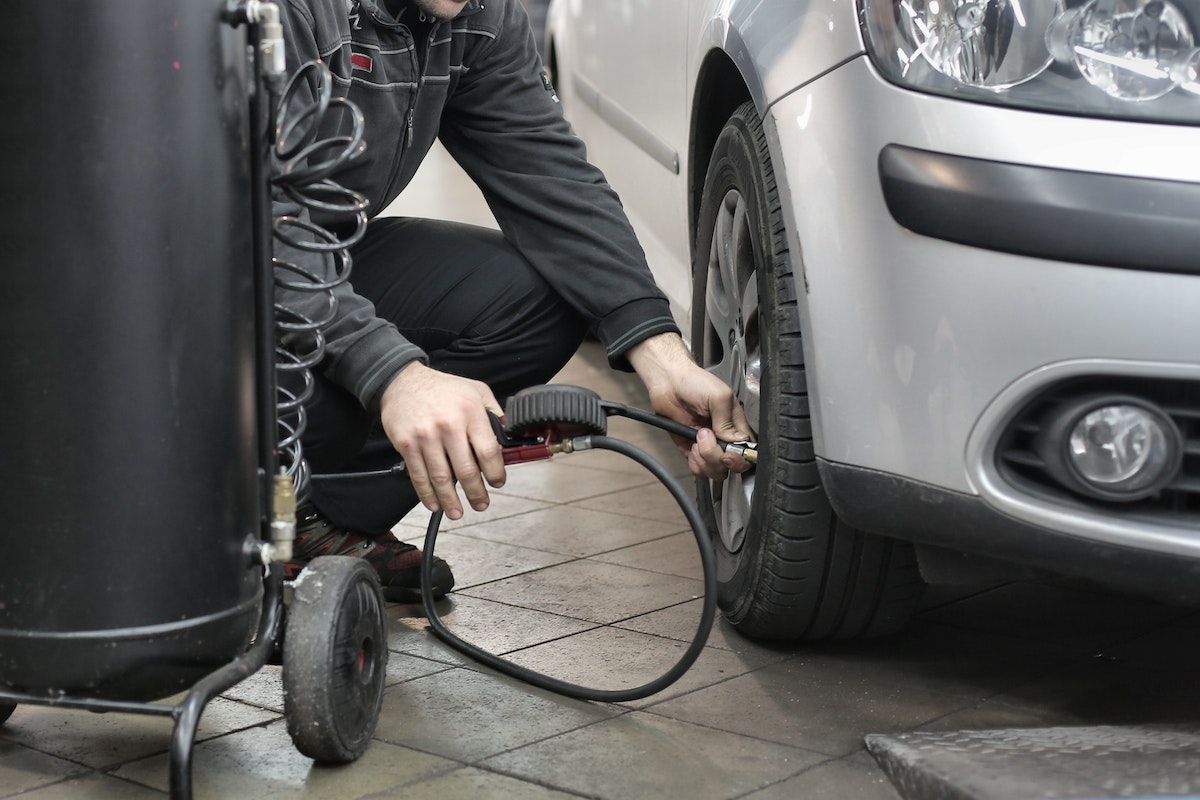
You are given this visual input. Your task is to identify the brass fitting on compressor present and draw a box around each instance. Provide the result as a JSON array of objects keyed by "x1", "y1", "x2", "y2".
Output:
[{"x1": 261, "y1": 471, "x2": 296, "y2": 565}]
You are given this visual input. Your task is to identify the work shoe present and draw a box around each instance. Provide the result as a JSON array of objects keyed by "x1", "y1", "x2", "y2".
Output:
[{"x1": 283, "y1": 505, "x2": 455, "y2": 603}]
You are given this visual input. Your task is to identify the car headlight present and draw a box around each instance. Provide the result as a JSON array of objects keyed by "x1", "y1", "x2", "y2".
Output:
[{"x1": 860, "y1": 0, "x2": 1200, "y2": 123}]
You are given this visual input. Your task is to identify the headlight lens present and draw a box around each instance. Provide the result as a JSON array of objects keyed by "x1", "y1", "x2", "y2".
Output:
[
  {"x1": 861, "y1": 0, "x2": 1200, "y2": 123},
  {"x1": 895, "y1": 0, "x2": 1061, "y2": 88}
]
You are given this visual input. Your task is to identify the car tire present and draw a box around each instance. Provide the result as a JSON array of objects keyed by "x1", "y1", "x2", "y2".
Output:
[{"x1": 692, "y1": 101, "x2": 923, "y2": 641}]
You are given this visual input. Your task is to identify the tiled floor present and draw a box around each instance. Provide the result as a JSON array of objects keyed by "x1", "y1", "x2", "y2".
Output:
[{"x1": 4, "y1": 147, "x2": 1198, "y2": 799}]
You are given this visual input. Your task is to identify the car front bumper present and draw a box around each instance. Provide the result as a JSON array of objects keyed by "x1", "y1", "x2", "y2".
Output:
[{"x1": 765, "y1": 55, "x2": 1200, "y2": 565}]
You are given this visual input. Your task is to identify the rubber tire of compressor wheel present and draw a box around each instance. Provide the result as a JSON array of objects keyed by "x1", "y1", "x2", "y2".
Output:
[
  {"x1": 283, "y1": 556, "x2": 387, "y2": 762},
  {"x1": 691, "y1": 101, "x2": 924, "y2": 641},
  {"x1": 0, "y1": 703, "x2": 14, "y2": 726}
]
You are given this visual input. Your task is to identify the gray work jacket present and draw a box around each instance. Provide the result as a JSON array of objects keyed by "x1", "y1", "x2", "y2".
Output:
[{"x1": 276, "y1": 0, "x2": 678, "y2": 409}]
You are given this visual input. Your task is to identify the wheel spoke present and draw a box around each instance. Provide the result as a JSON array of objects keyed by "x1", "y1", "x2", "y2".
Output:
[
  {"x1": 722, "y1": 193, "x2": 748, "y2": 303},
  {"x1": 740, "y1": 271, "x2": 762, "y2": 430},
  {"x1": 705, "y1": 193, "x2": 740, "y2": 354}
]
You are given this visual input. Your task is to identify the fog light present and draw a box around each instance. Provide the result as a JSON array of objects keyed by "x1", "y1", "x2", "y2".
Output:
[{"x1": 1037, "y1": 395, "x2": 1182, "y2": 502}]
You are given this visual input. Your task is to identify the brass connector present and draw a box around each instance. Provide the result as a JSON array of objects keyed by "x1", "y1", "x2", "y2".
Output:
[
  {"x1": 263, "y1": 471, "x2": 296, "y2": 564},
  {"x1": 723, "y1": 442, "x2": 759, "y2": 464},
  {"x1": 549, "y1": 436, "x2": 594, "y2": 456}
]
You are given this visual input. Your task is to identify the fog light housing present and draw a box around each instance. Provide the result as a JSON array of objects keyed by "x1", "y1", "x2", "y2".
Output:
[{"x1": 1036, "y1": 394, "x2": 1182, "y2": 502}]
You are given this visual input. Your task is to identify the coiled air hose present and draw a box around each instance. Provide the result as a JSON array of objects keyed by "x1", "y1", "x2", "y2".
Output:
[{"x1": 269, "y1": 61, "x2": 368, "y2": 503}]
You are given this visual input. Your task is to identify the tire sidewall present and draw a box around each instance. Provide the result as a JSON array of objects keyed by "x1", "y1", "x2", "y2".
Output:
[{"x1": 692, "y1": 105, "x2": 810, "y2": 625}]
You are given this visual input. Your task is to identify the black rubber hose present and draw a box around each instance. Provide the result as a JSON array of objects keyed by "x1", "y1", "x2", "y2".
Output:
[
  {"x1": 601, "y1": 400, "x2": 700, "y2": 441},
  {"x1": 419, "y1": 435, "x2": 717, "y2": 702}
]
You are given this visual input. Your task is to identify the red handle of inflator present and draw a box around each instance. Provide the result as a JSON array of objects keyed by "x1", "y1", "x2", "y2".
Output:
[{"x1": 492, "y1": 414, "x2": 562, "y2": 465}]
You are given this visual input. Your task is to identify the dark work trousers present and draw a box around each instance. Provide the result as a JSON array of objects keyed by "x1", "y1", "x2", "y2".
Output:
[{"x1": 300, "y1": 217, "x2": 589, "y2": 534}]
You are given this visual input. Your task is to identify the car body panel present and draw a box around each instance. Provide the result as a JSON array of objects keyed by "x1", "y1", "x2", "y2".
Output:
[
  {"x1": 550, "y1": 1, "x2": 693, "y2": 316},
  {"x1": 697, "y1": 0, "x2": 866, "y2": 110},
  {"x1": 766, "y1": 60, "x2": 1200, "y2": 482},
  {"x1": 547, "y1": 0, "x2": 1200, "y2": 586},
  {"x1": 550, "y1": 0, "x2": 867, "y2": 320}
]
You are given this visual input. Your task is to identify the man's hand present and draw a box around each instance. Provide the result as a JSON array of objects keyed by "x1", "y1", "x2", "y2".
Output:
[
  {"x1": 379, "y1": 362, "x2": 506, "y2": 520},
  {"x1": 626, "y1": 333, "x2": 755, "y2": 480}
]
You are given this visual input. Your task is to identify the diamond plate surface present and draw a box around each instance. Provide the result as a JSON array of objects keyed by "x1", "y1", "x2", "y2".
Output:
[{"x1": 865, "y1": 725, "x2": 1200, "y2": 799}]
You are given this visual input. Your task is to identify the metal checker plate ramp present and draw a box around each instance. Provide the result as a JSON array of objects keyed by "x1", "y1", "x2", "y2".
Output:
[{"x1": 865, "y1": 726, "x2": 1200, "y2": 799}]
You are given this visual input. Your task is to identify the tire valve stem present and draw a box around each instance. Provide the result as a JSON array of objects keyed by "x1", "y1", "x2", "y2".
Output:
[{"x1": 722, "y1": 441, "x2": 759, "y2": 464}]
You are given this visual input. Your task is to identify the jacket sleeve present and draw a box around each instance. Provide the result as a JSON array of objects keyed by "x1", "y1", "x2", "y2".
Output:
[
  {"x1": 275, "y1": 1, "x2": 427, "y2": 410},
  {"x1": 438, "y1": 1, "x2": 680, "y2": 370}
]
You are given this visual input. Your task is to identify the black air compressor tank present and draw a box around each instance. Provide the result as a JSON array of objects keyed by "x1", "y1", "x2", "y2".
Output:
[{"x1": 0, "y1": 1, "x2": 262, "y2": 700}]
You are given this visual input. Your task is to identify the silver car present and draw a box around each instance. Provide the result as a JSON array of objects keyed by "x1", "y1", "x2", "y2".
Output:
[{"x1": 545, "y1": 0, "x2": 1200, "y2": 640}]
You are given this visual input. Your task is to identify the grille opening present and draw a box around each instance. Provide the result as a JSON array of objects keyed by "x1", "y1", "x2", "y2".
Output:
[{"x1": 996, "y1": 376, "x2": 1200, "y2": 522}]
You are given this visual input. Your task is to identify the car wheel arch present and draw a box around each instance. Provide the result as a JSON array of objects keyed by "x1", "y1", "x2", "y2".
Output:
[{"x1": 688, "y1": 50, "x2": 755, "y2": 246}]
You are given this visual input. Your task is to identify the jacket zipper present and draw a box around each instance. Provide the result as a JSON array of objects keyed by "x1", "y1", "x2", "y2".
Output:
[
  {"x1": 379, "y1": 22, "x2": 427, "y2": 202},
  {"x1": 408, "y1": 22, "x2": 437, "y2": 148},
  {"x1": 404, "y1": 25, "x2": 420, "y2": 150}
]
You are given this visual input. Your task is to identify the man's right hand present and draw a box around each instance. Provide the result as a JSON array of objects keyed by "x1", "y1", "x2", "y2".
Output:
[{"x1": 378, "y1": 362, "x2": 507, "y2": 520}]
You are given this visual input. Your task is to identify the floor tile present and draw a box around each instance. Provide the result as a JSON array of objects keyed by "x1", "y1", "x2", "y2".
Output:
[
  {"x1": 555, "y1": 442, "x2": 691, "y2": 482},
  {"x1": 449, "y1": 503, "x2": 683, "y2": 558},
  {"x1": 390, "y1": 593, "x2": 598, "y2": 656},
  {"x1": 113, "y1": 719, "x2": 455, "y2": 799},
  {"x1": 372, "y1": 667, "x2": 617, "y2": 763},
  {"x1": 984, "y1": 650, "x2": 1200, "y2": 725},
  {"x1": 0, "y1": 740, "x2": 88, "y2": 798},
  {"x1": 0, "y1": 696, "x2": 275, "y2": 770},
  {"x1": 394, "y1": 492, "x2": 553, "y2": 536},
  {"x1": 740, "y1": 751, "x2": 901, "y2": 799},
  {"x1": 803, "y1": 620, "x2": 1082, "y2": 699},
  {"x1": 221, "y1": 655, "x2": 457, "y2": 712},
  {"x1": 645, "y1": 657, "x2": 977, "y2": 757},
  {"x1": 482, "y1": 710, "x2": 824, "y2": 799},
  {"x1": 577, "y1": 482, "x2": 698, "y2": 525},
  {"x1": 592, "y1": 530, "x2": 706, "y2": 580},
  {"x1": 220, "y1": 667, "x2": 288, "y2": 713},
  {"x1": 374, "y1": 765, "x2": 587, "y2": 799},
  {"x1": 391, "y1": 529, "x2": 575, "y2": 588},
  {"x1": 480, "y1": 459, "x2": 655, "y2": 505},
  {"x1": 12, "y1": 774, "x2": 164, "y2": 799},
  {"x1": 463, "y1": 559, "x2": 704, "y2": 624},
  {"x1": 499, "y1": 626, "x2": 768, "y2": 707},
  {"x1": 920, "y1": 581, "x2": 1194, "y2": 649},
  {"x1": 385, "y1": 609, "x2": 474, "y2": 667},
  {"x1": 615, "y1": 602, "x2": 800, "y2": 660},
  {"x1": 915, "y1": 697, "x2": 1078, "y2": 733}
]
